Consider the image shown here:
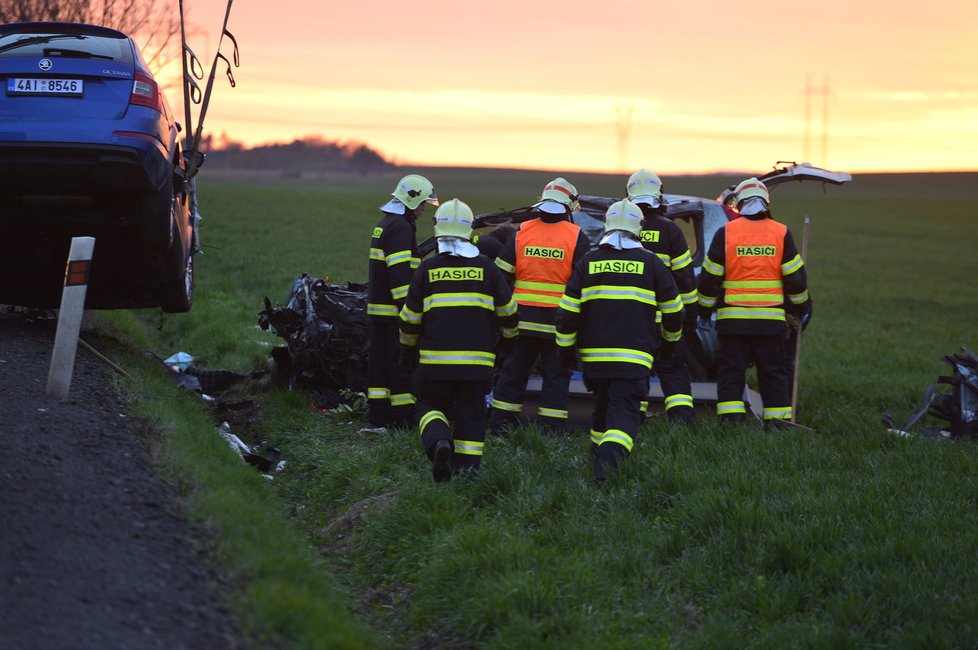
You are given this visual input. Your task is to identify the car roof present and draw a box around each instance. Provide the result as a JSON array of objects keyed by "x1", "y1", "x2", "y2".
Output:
[{"x1": 0, "y1": 22, "x2": 129, "y2": 39}]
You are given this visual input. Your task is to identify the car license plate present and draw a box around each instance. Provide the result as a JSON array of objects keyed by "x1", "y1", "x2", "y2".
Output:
[{"x1": 7, "y1": 78, "x2": 84, "y2": 96}]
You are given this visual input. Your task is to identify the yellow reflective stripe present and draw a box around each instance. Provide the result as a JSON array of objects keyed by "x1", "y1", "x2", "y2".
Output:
[
  {"x1": 501, "y1": 327, "x2": 519, "y2": 339},
  {"x1": 515, "y1": 279, "x2": 566, "y2": 293},
  {"x1": 420, "y1": 350, "x2": 495, "y2": 366},
  {"x1": 698, "y1": 294, "x2": 717, "y2": 308},
  {"x1": 391, "y1": 284, "x2": 409, "y2": 300},
  {"x1": 664, "y1": 394, "x2": 693, "y2": 410},
  {"x1": 367, "y1": 303, "x2": 399, "y2": 317},
  {"x1": 491, "y1": 398, "x2": 522, "y2": 412},
  {"x1": 782, "y1": 254, "x2": 804, "y2": 275},
  {"x1": 660, "y1": 327, "x2": 682, "y2": 343},
  {"x1": 726, "y1": 293, "x2": 785, "y2": 304},
  {"x1": 580, "y1": 347, "x2": 653, "y2": 368},
  {"x1": 369, "y1": 247, "x2": 385, "y2": 261},
  {"x1": 723, "y1": 280, "x2": 782, "y2": 289},
  {"x1": 390, "y1": 392, "x2": 415, "y2": 406},
  {"x1": 672, "y1": 250, "x2": 692, "y2": 270},
  {"x1": 386, "y1": 249, "x2": 412, "y2": 266},
  {"x1": 519, "y1": 321, "x2": 556, "y2": 335},
  {"x1": 515, "y1": 291, "x2": 562, "y2": 306},
  {"x1": 789, "y1": 289, "x2": 809, "y2": 304},
  {"x1": 399, "y1": 332, "x2": 418, "y2": 345},
  {"x1": 556, "y1": 331, "x2": 577, "y2": 346},
  {"x1": 423, "y1": 292, "x2": 494, "y2": 311},
  {"x1": 454, "y1": 439, "x2": 485, "y2": 456},
  {"x1": 420, "y1": 410, "x2": 448, "y2": 432},
  {"x1": 703, "y1": 257, "x2": 724, "y2": 276},
  {"x1": 558, "y1": 294, "x2": 581, "y2": 313},
  {"x1": 717, "y1": 401, "x2": 746, "y2": 415},
  {"x1": 410, "y1": 256, "x2": 420, "y2": 270},
  {"x1": 680, "y1": 289, "x2": 699, "y2": 304},
  {"x1": 400, "y1": 306, "x2": 422, "y2": 325},
  {"x1": 496, "y1": 297, "x2": 518, "y2": 317},
  {"x1": 600, "y1": 429, "x2": 634, "y2": 452},
  {"x1": 639, "y1": 400, "x2": 648, "y2": 414},
  {"x1": 656, "y1": 252, "x2": 672, "y2": 267},
  {"x1": 589, "y1": 429, "x2": 603, "y2": 444},
  {"x1": 659, "y1": 296, "x2": 683, "y2": 314},
  {"x1": 717, "y1": 307, "x2": 785, "y2": 321},
  {"x1": 763, "y1": 406, "x2": 792, "y2": 420},
  {"x1": 495, "y1": 257, "x2": 516, "y2": 274},
  {"x1": 538, "y1": 407, "x2": 568, "y2": 419},
  {"x1": 581, "y1": 285, "x2": 657, "y2": 306},
  {"x1": 368, "y1": 387, "x2": 390, "y2": 400}
]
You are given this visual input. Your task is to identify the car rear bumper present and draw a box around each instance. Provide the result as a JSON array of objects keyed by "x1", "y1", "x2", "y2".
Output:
[{"x1": 0, "y1": 140, "x2": 170, "y2": 194}]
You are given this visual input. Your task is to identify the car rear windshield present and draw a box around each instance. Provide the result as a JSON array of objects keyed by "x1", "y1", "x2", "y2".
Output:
[{"x1": 0, "y1": 31, "x2": 133, "y2": 63}]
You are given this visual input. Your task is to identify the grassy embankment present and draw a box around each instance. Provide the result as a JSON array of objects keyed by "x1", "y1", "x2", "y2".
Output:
[{"x1": 93, "y1": 169, "x2": 978, "y2": 648}]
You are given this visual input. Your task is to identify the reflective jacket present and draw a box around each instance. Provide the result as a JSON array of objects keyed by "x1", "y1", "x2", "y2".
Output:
[
  {"x1": 697, "y1": 213, "x2": 809, "y2": 336},
  {"x1": 400, "y1": 253, "x2": 519, "y2": 381},
  {"x1": 495, "y1": 216, "x2": 589, "y2": 338},
  {"x1": 640, "y1": 212, "x2": 697, "y2": 309},
  {"x1": 367, "y1": 211, "x2": 419, "y2": 320},
  {"x1": 555, "y1": 246, "x2": 684, "y2": 380}
]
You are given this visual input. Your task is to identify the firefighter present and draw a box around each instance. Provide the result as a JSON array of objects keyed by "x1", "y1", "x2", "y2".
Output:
[
  {"x1": 488, "y1": 177, "x2": 591, "y2": 434},
  {"x1": 697, "y1": 178, "x2": 811, "y2": 427},
  {"x1": 362, "y1": 174, "x2": 438, "y2": 436},
  {"x1": 626, "y1": 169, "x2": 698, "y2": 424},
  {"x1": 399, "y1": 199, "x2": 519, "y2": 481},
  {"x1": 556, "y1": 199, "x2": 684, "y2": 481}
]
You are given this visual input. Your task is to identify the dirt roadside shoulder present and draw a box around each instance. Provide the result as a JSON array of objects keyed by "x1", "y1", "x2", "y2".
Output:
[{"x1": 0, "y1": 313, "x2": 239, "y2": 649}]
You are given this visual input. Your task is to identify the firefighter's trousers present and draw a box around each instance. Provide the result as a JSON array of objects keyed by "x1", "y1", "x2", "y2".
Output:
[
  {"x1": 716, "y1": 333, "x2": 791, "y2": 423},
  {"x1": 489, "y1": 334, "x2": 570, "y2": 433},
  {"x1": 417, "y1": 376, "x2": 489, "y2": 472},
  {"x1": 366, "y1": 319, "x2": 415, "y2": 428},
  {"x1": 652, "y1": 335, "x2": 695, "y2": 422},
  {"x1": 587, "y1": 376, "x2": 647, "y2": 476}
]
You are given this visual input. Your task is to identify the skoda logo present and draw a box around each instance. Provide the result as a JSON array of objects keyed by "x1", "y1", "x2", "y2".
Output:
[{"x1": 38, "y1": 58, "x2": 53, "y2": 71}]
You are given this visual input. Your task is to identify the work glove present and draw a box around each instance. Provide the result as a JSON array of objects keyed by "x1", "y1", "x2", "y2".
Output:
[
  {"x1": 657, "y1": 340, "x2": 677, "y2": 363},
  {"x1": 399, "y1": 345, "x2": 419, "y2": 370},
  {"x1": 559, "y1": 346, "x2": 578, "y2": 372},
  {"x1": 498, "y1": 335, "x2": 517, "y2": 357}
]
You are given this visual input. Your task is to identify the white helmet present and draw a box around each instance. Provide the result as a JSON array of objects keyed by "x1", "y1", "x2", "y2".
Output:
[
  {"x1": 626, "y1": 169, "x2": 663, "y2": 208},
  {"x1": 603, "y1": 199, "x2": 643, "y2": 238},
  {"x1": 533, "y1": 177, "x2": 579, "y2": 214},
  {"x1": 432, "y1": 198, "x2": 474, "y2": 240},
  {"x1": 392, "y1": 174, "x2": 439, "y2": 211},
  {"x1": 733, "y1": 177, "x2": 770, "y2": 208}
]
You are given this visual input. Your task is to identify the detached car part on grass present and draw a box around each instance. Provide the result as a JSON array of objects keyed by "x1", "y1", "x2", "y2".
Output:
[
  {"x1": 883, "y1": 347, "x2": 978, "y2": 440},
  {"x1": 259, "y1": 162, "x2": 850, "y2": 417}
]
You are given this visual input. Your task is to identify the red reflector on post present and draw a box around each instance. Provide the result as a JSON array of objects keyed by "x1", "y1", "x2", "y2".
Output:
[{"x1": 65, "y1": 260, "x2": 91, "y2": 287}]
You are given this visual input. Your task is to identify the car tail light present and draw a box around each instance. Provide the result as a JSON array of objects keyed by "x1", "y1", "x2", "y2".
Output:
[{"x1": 130, "y1": 70, "x2": 162, "y2": 111}]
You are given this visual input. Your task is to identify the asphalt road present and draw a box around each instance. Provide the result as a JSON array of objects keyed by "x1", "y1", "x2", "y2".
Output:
[{"x1": 0, "y1": 310, "x2": 239, "y2": 649}]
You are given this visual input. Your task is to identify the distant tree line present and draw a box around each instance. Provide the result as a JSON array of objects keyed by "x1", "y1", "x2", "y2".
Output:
[{"x1": 198, "y1": 135, "x2": 394, "y2": 174}]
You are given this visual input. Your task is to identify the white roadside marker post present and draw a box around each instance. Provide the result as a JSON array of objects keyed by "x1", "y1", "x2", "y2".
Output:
[{"x1": 47, "y1": 236, "x2": 95, "y2": 400}]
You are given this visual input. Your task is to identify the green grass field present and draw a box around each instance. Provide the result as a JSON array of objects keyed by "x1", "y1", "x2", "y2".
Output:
[{"x1": 95, "y1": 168, "x2": 978, "y2": 648}]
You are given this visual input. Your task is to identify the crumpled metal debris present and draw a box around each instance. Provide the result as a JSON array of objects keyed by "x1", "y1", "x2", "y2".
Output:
[
  {"x1": 882, "y1": 346, "x2": 978, "y2": 440},
  {"x1": 257, "y1": 274, "x2": 370, "y2": 399}
]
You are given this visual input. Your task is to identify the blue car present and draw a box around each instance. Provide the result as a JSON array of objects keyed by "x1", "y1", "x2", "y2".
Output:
[{"x1": 0, "y1": 22, "x2": 198, "y2": 312}]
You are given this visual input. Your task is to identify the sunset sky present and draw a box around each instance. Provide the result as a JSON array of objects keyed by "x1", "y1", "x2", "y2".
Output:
[{"x1": 177, "y1": 0, "x2": 978, "y2": 174}]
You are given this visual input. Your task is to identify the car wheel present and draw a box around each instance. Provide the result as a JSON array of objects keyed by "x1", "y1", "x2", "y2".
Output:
[{"x1": 159, "y1": 227, "x2": 193, "y2": 313}]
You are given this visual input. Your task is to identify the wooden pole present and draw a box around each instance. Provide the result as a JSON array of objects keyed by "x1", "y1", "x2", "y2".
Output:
[{"x1": 790, "y1": 216, "x2": 810, "y2": 422}]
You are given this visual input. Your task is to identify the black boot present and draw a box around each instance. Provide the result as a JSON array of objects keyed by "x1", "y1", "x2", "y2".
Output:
[{"x1": 432, "y1": 439, "x2": 453, "y2": 482}]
